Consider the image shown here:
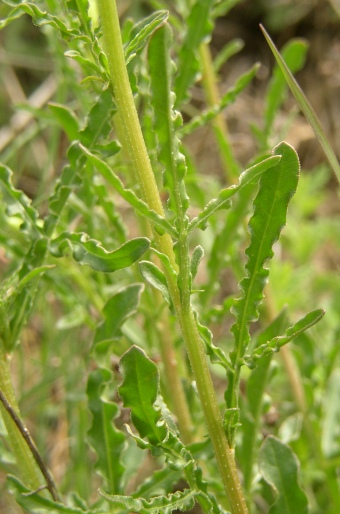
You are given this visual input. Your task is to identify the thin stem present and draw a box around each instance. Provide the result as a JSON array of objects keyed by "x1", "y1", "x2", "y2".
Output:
[
  {"x1": 96, "y1": 1, "x2": 248, "y2": 511},
  {"x1": 199, "y1": 43, "x2": 239, "y2": 183},
  {"x1": 0, "y1": 388, "x2": 59, "y2": 501}
]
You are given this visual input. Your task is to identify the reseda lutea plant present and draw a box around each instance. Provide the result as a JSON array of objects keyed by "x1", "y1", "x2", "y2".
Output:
[{"x1": 0, "y1": 0, "x2": 326, "y2": 513}]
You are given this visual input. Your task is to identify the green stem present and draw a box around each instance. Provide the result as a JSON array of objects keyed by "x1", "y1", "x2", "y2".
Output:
[
  {"x1": 199, "y1": 43, "x2": 239, "y2": 183},
  {"x1": 96, "y1": 1, "x2": 248, "y2": 511}
]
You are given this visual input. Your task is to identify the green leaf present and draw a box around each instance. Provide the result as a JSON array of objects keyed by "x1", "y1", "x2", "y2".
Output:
[
  {"x1": 190, "y1": 246, "x2": 204, "y2": 282},
  {"x1": 99, "y1": 488, "x2": 197, "y2": 514},
  {"x1": 80, "y1": 145, "x2": 178, "y2": 238},
  {"x1": 125, "y1": 10, "x2": 169, "y2": 64},
  {"x1": 188, "y1": 155, "x2": 281, "y2": 233},
  {"x1": 80, "y1": 89, "x2": 116, "y2": 147},
  {"x1": 230, "y1": 142, "x2": 300, "y2": 363},
  {"x1": 261, "y1": 25, "x2": 340, "y2": 183},
  {"x1": 6, "y1": 475, "x2": 99, "y2": 513},
  {"x1": 0, "y1": 164, "x2": 40, "y2": 233},
  {"x1": 48, "y1": 103, "x2": 80, "y2": 141},
  {"x1": 49, "y1": 232, "x2": 150, "y2": 272},
  {"x1": 174, "y1": 0, "x2": 214, "y2": 107},
  {"x1": 87, "y1": 368, "x2": 125, "y2": 494},
  {"x1": 180, "y1": 63, "x2": 260, "y2": 137},
  {"x1": 139, "y1": 261, "x2": 171, "y2": 306},
  {"x1": 148, "y1": 23, "x2": 189, "y2": 221},
  {"x1": 258, "y1": 436, "x2": 308, "y2": 513},
  {"x1": 213, "y1": 38, "x2": 244, "y2": 73},
  {"x1": 94, "y1": 284, "x2": 144, "y2": 345},
  {"x1": 119, "y1": 346, "x2": 167, "y2": 445},
  {"x1": 243, "y1": 309, "x2": 325, "y2": 368}
]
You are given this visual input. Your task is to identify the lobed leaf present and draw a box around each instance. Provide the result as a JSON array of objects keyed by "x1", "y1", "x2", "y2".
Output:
[
  {"x1": 243, "y1": 309, "x2": 325, "y2": 368},
  {"x1": 49, "y1": 232, "x2": 150, "y2": 272},
  {"x1": 148, "y1": 23, "x2": 189, "y2": 221},
  {"x1": 87, "y1": 368, "x2": 126, "y2": 494},
  {"x1": 99, "y1": 488, "x2": 197, "y2": 514},
  {"x1": 80, "y1": 145, "x2": 178, "y2": 238},
  {"x1": 261, "y1": 25, "x2": 340, "y2": 183},
  {"x1": 258, "y1": 436, "x2": 308, "y2": 513},
  {"x1": 230, "y1": 142, "x2": 300, "y2": 363}
]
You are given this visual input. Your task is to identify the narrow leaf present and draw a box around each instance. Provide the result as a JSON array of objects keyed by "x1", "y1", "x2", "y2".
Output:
[
  {"x1": 190, "y1": 246, "x2": 204, "y2": 282},
  {"x1": 80, "y1": 89, "x2": 116, "y2": 147},
  {"x1": 148, "y1": 23, "x2": 189, "y2": 220},
  {"x1": 49, "y1": 232, "x2": 150, "y2": 272},
  {"x1": 99, "y1": 488, "x2": 197, "y2": 514},
  {"x1": 258, "y1": 436, "x2": 308, "y2": 513},
  {"x1": 125, "y1": 10, "x2": 169, "y2": 64},
  {"x1": 87, "y1": 369, "x2": 125, "y2": 494},
  {"x1": 243, "y1": 309, "x2": 325, "y2": 368},
  {"x1": 80, "y1": 145, "x2": 178, "y2": 238},
  {"x1": 261, "y1": 25, "x2": 340, "y2": 183},
  {"x1": 48, "y1": 103, "x2": 80, "y2": 141}
]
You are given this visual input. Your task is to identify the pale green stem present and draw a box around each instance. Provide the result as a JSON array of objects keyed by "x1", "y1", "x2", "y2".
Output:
[
  {"x1": 96, "y1": 1, "x2": 248, "y2": 511},
  {"x1": 199, "y1": 43, "x2": 239, "y2": 183}
]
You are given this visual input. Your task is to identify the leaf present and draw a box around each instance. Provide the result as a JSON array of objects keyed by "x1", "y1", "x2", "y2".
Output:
[
  {"x1": 188, "y1": 155, "x2": 281, "y2": 233},
  {"x1": 174, "y1": 0, "x2": 214, "y2": 107},
  {"x1": 119, "y1": 346, "x2": 167, "y2": 445},
  {"x1": 139, "y1": 261, "x2": 171, "y2": 306},
  {"x1": 80, "y1": 145, "x2": 178, "y2": 238},
  {"x1": 148, "y1": 23, "x2": 189, "y2": 221},
  {"x1": 230, "y1": 142, "x2": 300, "y2": 363},
  {"x1": 258, "y1": 436, "x2": 308, "y2": 513},
  {"x1": 125, "y1": 10, "x2": 169, "y2": 64},
  {"x1": 243, "y1": 309, "x2": 325, "y2": 368},
  {"x1": 213, "y1": 38, "x2": 244, "y2": 73},
  {"x1": 190, "y1": 246, "x2": 204, "y2": 282},
  {"x1": 0, "y1": 164, "x2": 40, "y2": 233},
  {"x1": 79, "y1": 89, "x2": 116, "y2": 147},
  {"x1": 6, "y1": 475, "x2": 99, "y2": 513},
  {"x1": 261, "y1": 25, "x2": 340, "y2": 183},
  {"x1": 48, "y1": 103, "x2": 80, "y2": 141},
  {"x1": 94, "y1": 284, "x2": 144, "y2": 345},
  {"x1": 179, "y1": 63, "x2": 260, "y2": 137},
  {"x1": 49, "y1": 232, "x2": 150, "y2": 272},
  {"x1": 87, "y1": 368, "x2": 125, "y2": 494},
  {"x1": 99, "y1": 488, "x2": 198, "y2": 514}
]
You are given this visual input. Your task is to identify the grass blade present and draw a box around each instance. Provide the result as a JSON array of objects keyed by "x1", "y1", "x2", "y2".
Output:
[{"x1": 261, "y1": 24, "x2": 340, "y2": 183}]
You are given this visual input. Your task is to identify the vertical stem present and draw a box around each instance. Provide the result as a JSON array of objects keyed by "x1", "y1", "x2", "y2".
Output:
[
  {"x1": 199, "y1": 43, "x2": 239, "y2": 183},
  {"x1": 95, "y1": 1, "x2": 248, "y2": 512}
]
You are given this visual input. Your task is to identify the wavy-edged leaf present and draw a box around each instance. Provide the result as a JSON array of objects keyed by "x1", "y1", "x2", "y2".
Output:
[
  {"x1": 119, "y1": 346, "x2": 167, "y2": 445},
  {"x1": 148, "y1": 23, "x2": 188, "y2": 221},
  {"x1": 49, "y1": 232, "x2": 149, "y2": 272},
  {"x1": 94, "y1": 283, "x2": 144, "y2": 346},
  {"x1": 7, "y1": 475, "x2": 99, "y2": 513},
  {"x1": 243, "y1": 308, "x2": 325, "y2": 368},
  {"x1": 125, "y1": 10, "x2": 169, "y2": 64},
  {"x1": 180, "y1": 63, "x2": 260, "y2": 137},
  {"x1": 174, "y1": 0, "x2": 214, "y2": 108},
  {"x1": 87, "y1": 368, "x2": 125, "y2": 494},
  {"x1": 188, "y1": 155, "x2": 281, "y2": 233},
  {"x1": 230, "y1": 142, "x2": 300, "y2": 363},
  {"x1": 80, "y1": 145, "x2": 178, "y2": 238},
  {"x1": 48, "y1": 103, "x2": 80, "y2": 141},
  {"x1": 0, "y1": 164, "x2": 40, "y2": 234},
  {"x1": 258, "y1": 436, "x2": 308, "y2": 513},
  {"x1": 99, "y1": 488, "x2": 197, "y2": 514},
  {"x1": 261, "y1": 25, "x2": 340, "y2": 183},
  {"x1": 139, "y1": 261, "x2": 171, "y2": 306}
]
